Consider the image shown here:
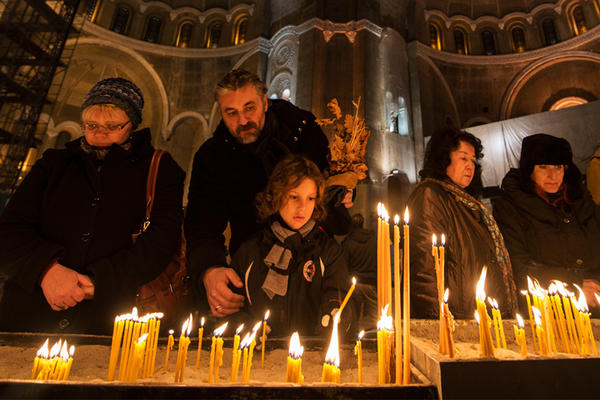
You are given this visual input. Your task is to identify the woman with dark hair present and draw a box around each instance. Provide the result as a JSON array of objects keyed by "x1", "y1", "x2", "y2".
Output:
[
  {"x1": 408, "y1": 127, "x2": 517, "y2": 318},
  {"x1": 493, "y1": 134, "x2": 600, "y2": 300}
]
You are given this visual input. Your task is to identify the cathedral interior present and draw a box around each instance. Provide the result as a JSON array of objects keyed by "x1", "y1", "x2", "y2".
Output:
[{"x1": 1, "y1": 0, "x2": 600, "y2": 225}]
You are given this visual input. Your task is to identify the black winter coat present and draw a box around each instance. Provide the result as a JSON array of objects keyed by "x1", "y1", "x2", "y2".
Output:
[
  {"x1": 407, "y1": 179, "x2": 509, "y2": 318},
  {"x1": 493, "y1": 169, "x2": 600, "y2": 290},
  {"x1": 185, "y1": 100, "x2": 332, "y2": 295},
  {"x1": 230, "y1": 222, "x2": 349, "y2": 338},
  {"x1": 0, "y1": 129, "x2": 184, "y2": 334},
  {"x1": 341, "y1": 227, "x2": 377, "y2": 287}
]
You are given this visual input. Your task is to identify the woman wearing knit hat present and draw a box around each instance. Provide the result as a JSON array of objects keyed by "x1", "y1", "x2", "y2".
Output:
[
  {"x1": 0, "y1": 78, "x2": 185, "y2": 334},
  {"x1": 494, "y1": 133, "x2": 600, "y2": 305}
]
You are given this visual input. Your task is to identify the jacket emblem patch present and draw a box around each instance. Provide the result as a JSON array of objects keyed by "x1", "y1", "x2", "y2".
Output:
[{"x1": 303, "y1": 260, "x2": 316, "y2": 282}]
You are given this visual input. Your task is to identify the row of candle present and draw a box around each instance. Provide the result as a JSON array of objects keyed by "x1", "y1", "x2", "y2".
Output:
[
  {"x1": 432, "y1": 234, "x2": 457, "y2": 357},
  {"x1": 31, "y1": 339, "x2": 74, "y2": 381},
  {"x1": 376, "y1": 203, "x2": 411, "y2": 384}
]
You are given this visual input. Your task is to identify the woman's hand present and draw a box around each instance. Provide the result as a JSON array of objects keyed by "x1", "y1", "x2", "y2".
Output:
[{"x1": 41, "y1": 261, "x2": 94, "y2": 311}]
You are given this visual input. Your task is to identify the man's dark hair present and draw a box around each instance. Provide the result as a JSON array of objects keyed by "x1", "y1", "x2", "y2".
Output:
[
  {"x1": 214, "y1": 69, "x2": 268, "y2": 100},
  {"x1": 419, "y1": 126, "x2": 484, "y2": 197}
]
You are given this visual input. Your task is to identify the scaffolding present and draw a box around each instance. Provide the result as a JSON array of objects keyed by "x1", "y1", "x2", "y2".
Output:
[{"x1": 0, "y1": 0, "x2": 81, "y2": 207}]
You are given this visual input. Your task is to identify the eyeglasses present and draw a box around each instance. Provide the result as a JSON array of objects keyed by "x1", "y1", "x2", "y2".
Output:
[{"x1": 82, "y1": 120, "x2": 131, "y2": 132}]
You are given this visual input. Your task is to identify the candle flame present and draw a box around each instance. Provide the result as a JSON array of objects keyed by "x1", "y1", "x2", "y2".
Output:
[
  {"x1": 548, "y1": 282, "x2": 557, "y2": 296},
  {"x1": 252, "y1": 321, "x2": 262, "y2": 332},
  {"x1": 527, "y1": 276, "x2": 535, "y2": 295},
  {"x1": 264, "y1": 310, "x2": 270, "y2": 321},
  {"x1": 37, "y1": 339, "x2": 50, "y2": 358},
  {"x1": 214, "y1": 322, "x2": 228, "y2": 337},
  {"x1": 443, "y1": 288, "x2": 449, "y2": 303},
  {"x1": 288, "y1": 332, "x2": 304, "y2": 360},
  {"x1": 168, "y1": 329, "x2": 174, "y2": 335},
  {"x1": 240, "y1": 332, "x2": 252, "y2": 349},
  {"x1": 236, "y1": 324, "x2": 244, "y2": 335},
  {"x1": 69, "y1": 345, "x2": 75, "y2": 357},
  {"x1": 595, "y1": 293, "x2": 600, "y2": 307},
  {"x1": 394, "y1": 214, "x2": 400, "y2": 225},
  {"x1": 432, "y1": 234, "x2": 437, "y2": 246},
  {"x1": 516, "y1": 313, "x2": 524, "y2": 329},
  {"x1": 50, "y1": 339, "x2": 61, "y2": 358},
  {"x1": 181, "y1": 315, "x2": 192, "y2": 336},
  {"x1": 474, "y1": 310, "x2": 480, "y2": 324},
  {"x1": 377, "y1": 304, "x2": 393, "y2": 331},
  {"x1": 404, "y1": 207, "x2": 409, "y2": 224},
  {"x1": 476, "y1": 266, "x2": 488, "y2": 302},
  {"x1": 520, "y1": 290, "x2": 528, "y2": 296},
  {"x1": 487, "y1": 297, "x2": 498, "y2": 310},
  {"x1": 351, "y1": 276, "x2": 357, "y2": 286},
  {"x1": 324, "y1": 313, "x2": 340, "y2": 368},
  {"x1": 201, "y1": 317, "x2": 205, "y2": 327},
  {"x1": 377, "y1": 202, "x2": 382, "y2": 217},
  {"x1": 441, "y1": 234, "x2": 445, "y2": 246},
  {"x1": 138, "y1": 333, "x2": 149, "y2": 344},
  {"x1": 187, "y1": 314, "x2": 193, "y2": 336},
  {"x1": 358, "y1": 330, "x2": 365, "y2": 340},
  {"x1": 532, "y1": 306, "x2": 542, "y2": 326},
  {"x1": 59, "y1": 340, "x2": 69, "y2": 360},
  {"x1": 573, "y1": 284, "x2": 589, "y2": 313},
  {"x1": 554, "y1": 281, "x2": 569, "y2": 297},
  {"x1": 131, "y1": 307, "x2": 138, "y2": 319}
]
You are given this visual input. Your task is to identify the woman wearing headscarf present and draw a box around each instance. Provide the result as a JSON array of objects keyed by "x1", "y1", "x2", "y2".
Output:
[
  {"x1": 0, "y1": 78, "x2": 184, "y2": 334},
  {"x1": 408, "y1": 127, "x2": 517, "y2": 318},
  {"x1": 493, "y1": 134, "x2": 600, "y2": 301}
]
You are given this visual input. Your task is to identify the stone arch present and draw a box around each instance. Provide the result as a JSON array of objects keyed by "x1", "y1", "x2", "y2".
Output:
[
  {"x1": 62, "y1": 37, "x2": 169, "y2": 140},
  {"x1": 267, "y1": 27, "x2": 299, "y2": 103},
  {"x1": 501, "y1": 50, "x2": 600, "y2": 119}
]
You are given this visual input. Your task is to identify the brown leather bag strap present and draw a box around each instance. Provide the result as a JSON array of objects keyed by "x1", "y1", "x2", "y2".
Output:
[{"x1": 144, "y1": 149, "x2": 166, "y2": 224}]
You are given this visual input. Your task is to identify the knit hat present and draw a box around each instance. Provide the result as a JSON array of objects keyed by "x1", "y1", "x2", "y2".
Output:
[
  {"x1": 518, "y1": 133, "x2": 582, "y2": 198},
  {"x1": 81, "y1": 78, "x2": 144, "y2": 129}
]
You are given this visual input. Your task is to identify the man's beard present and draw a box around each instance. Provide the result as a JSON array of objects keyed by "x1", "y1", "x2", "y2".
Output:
[{"x1": 233, "y1": 122, "x2": 261, "y2": 144}]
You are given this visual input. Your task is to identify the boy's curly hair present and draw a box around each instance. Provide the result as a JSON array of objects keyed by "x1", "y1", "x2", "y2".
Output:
[{"x1": 256, "y1": 155, "x2": 326, "y2": 222}]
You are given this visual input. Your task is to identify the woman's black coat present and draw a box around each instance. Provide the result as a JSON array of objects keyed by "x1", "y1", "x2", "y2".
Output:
[{"x1": 0, "y1": 129, "x2": 184, "y2": 334}]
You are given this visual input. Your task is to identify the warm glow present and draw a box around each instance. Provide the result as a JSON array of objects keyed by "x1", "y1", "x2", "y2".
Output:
[
  {"x1": 288, "y1": 332, "x2": 304, "y2": 360},
  {"x1": 37, "y1": 339, "x2": 50, "y2": 358},
  {"x1": 264, "y1": 310, "x2": 270, "y2": 321},
  {"x1": 532, "y1": 306, "x2": 542, "y2": 326},
  {"x1": 187, "y1": 314, "x2": 193, "y2": 336},
  {"x1": 201, "y1": 317, "x2": 205, "y2": 327},
  {"x1": 520, "y1": 290, "x2": 528, "y2": 296},
  {"x1": 50, "y1": 340, "x2": 61, "y2": 358},
  {"x1": 573, "y1": 284, "x2": 589, "y2": 313},
  {"x1": 394, "y1": 214, "x2": 400, "y2": 225},
  {"x1": 358, "y1": 330, "x2": 365, "y2": 340},
  {"x1": 168, "y1": 329, "x2": 174, "y2": 335},
  {"x1": 181, "y1": 315, "x2": 191, "y2": 336},
  {"x1": 214, "y1": 322, "x2": 228, "y2": 337},
  {"x1": 487, "y1": 297, "x2": 498, "y2": 310},
  {"x1": 595, "y1": 293, "x2": 600, "y2": 306},
  {"x1": 252, "y1": 321, "x2": 262, "y2": 332},
  {"x1": 131, "y1": 307, "x2": 139, "y2": 319},
  {"x1": 443, "y1": 288, "x2": 449, "y2": 303},
  {"x1": 548, "y1": 282, "x2": 557, "y2": 296},
  {"x1": 474, "y1": 310, "x2": 480, "y2": 324},
  {"x1": 441, "y1": 234, "x2": 445, "y2": 246},
  {"x1": 377, "y1": 304, "x2": 393, "y2": 331},
  {"x1": 476, "y1": 266, "x2": 488, "y2": 302},
  {"x1": 240, "y1": 333, "x2": 251, "y2": 349},
  {"x1": 377, "y1": 202, "x2": 382, "y2": 218},
  {"x1": 516, "y1": 313, "x2": 524, "y2": 329},
  {"x1": 59, "y1": 340, "x2": 69, "y2": 360},
  {"x1": 138, "y1": 333, "x2": 149, "y2": 344},
  {"x1": 432, "y1": 234, "x2": 437, "y2": 246},
  {"x1": 383, "y1": 208, "x2": 389, "y2": 223},
  {"x1": 324, "y1": 313, "x2": 341, "y2": 367},
  {"x1": 69, "y1": 345, "x2": 75, "y2": 357},
  {"x1": 236, "y1": 324, "x2": 244, "y2": 335},
  {"x1": 155, "y1": 312, "x2": 164, "y2": 319},
  {"x1": 403, "y1": 207, "x2": 409, "y2": 224},
  {"x1": 351, "y1": 277, "x2": 357, "y2": 286},
  {"x1": 527, "y1": 276, "x2": 535, "y2": 295}
]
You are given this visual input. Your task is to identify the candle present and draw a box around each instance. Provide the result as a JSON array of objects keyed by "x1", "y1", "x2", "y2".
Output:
[
  {"x1": 244, "y1": 322, "x2": 261, "y2": 382},
  {"x1": 548, "y1": 284, "x2": 569, "y2": 353},
  {"x1": 521, "y1": 287, "x2": 538, "y2": 352},
  {"x1": 532, "y1": 306, "x2": 548, "y2": 354},
  {"x1": 377, "y1": 203, "x2": 383, "y2": 311},
  {"x1": 164, "y1": 329, "x2": 174, "y2": 372},
  {"x1": 235, "y1": 333, "x2": 250, "y2": 383},
  {"x1": 52, "y1": 340, "x2": 69, "y2": 380},
  {"x1": 286, "y1": 332, "x2": 304, "y2": 383},
  {"x1": 475, "y1": 266, "x2": 495, "y2": 357},
  {"x1": 31, "y1": 339, "x2": 49, "y2": 380},
  {"x1": 557, "y1": 283, "x2": 579, "y2": 354},
  {"x1": 383, "y1": 209, "x2": 392, "y2": 308},
  {"x1": 514, "y1": 313, "x2": 527, "y2": 357},
  {"x1": 127, "y1": 333, "x2": 148, "y2": 382},
  {"x1": 393, "y1": 215, "x2": 402, "y2": 384},
  {"x1": 575, "y1": 284, "x2": 597, "y2": 355},
  {"x1": 231, "y1": 324, "x2": 244, "y2": 381},
  {"x1": 209, "y1": 322, "x2": 228, "y2": 383},
  {"x1": 322, "y1": 313, "x2": 341, "y2": 383},
  {"x1": 261, "y1": 310, "x2": 270, "y2": 369},
  {"x1": 63, "y1": 345, "x2": 74, "y2": 380},
  {"x1": 240, "y1": 333, "x2": 250, "y2": 383},
  {"x1": 440, "y1": 289, "x2": 456, "y2": 357},
  {"x1": 195, "y1": 317, "x2": 205, "y2": 370},
  {"x1": 354, "y1": 330, "x2": 364, "y2": 383},
  {"x1": 123, "y1": 314, "x2": 142, "y2": 381},
  {"x1": 377, "y1": 304, "x2": 394, "y2": 384},
  {"x1": 402, "y1": 208, "x2": 410, "y2": 384},
  {"x1": 174, "y1": 314, "x2": 192, "y2": 383},
  {"x1": 118, "y1": 312, "x2": 135, "y2": 381},
  {"x1": 339, "y1": 277, "x2": 357, "y2": 318},
  {"x1": 108, "y1": 315, "x2": 124, "y2": 381}
]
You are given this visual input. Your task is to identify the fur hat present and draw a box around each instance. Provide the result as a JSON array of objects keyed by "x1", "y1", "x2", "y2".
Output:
[
  {"x1": 518, "y1": 133, "x2": 582, "y2": 199},
  {"x1": 81, "y1": 78, "x2": 144, "y2": 129}
]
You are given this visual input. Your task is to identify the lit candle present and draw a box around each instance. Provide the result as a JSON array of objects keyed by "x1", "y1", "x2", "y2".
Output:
[
  {"x1": 244, "y1": 322, "x2": 261, "y2": 382},
  {"x1": 164, "y1": 329, "x2": 174, "y2": 372},
  {"x1": 394, "y1": 214, "x2": 402, "y2": 384},
  {"x1": 108, "y1": 315, "x2": 124, "y2": 381},
  {"x1": 53, "y1": 340, "x2": 69, "y2": 380},
  {"x1": 211, "y1": 322, "x2": 228, "y2": 383},
  {"x1": 514, "y1": 313, "x2": 527, "y2": 357},
  {"x1": 488, "y1": 298, "x2": 501, "y2": 349},
  {"x1": 521, "y1": 286, "x2": 538, "y2": 353},
  {"x1": 322, "y1": 313, "x2": 341, "y2": 383},
  {"x1": 557, "y1": 283, "x2": 579, "y2": 354},
  {"x1": 240, "y1": 333, "x2": 250, "y2": 383},
  {"x1": 261, "y1": 310, "x2": 270, "y2": 369},
  {"x1": 127, "y1": 333, "x2": 148, "y2": 382},
  {"x1": 548, "y1": 283, "x2": 569, "y2": 353},
  {"x1": 63, "y1": 345, "x2": 75, "y2": 381},
  {"x1": 377, "y1": 203, "x2": 383, "y2": 311},
  {"x1": 339, "y1": 277, "x2": 357, "y2": 317},
  {"x1": 475, "y1": 267, "x2": 495, "y2": 357},
  {"x1": 354, "y1": 330, "x2": 364, "y2": 384},
  {"x1": 195, "y1": 317, "x2": 205, "y2": 370},
  {"x1": 124, "y1": 314, "x2": 142, "y2": 381},
  {"x1": 231, "y1": 331, "x2": 244, "y2": 383},
  {"x1": 575, "y1": 284, "x2": 597, "y2": 355},
  {"x1": 532, "y1": 306, "x2": 547, "y2": 355},
  {"x1": 286, "y1": 332, "x2": 304, "y2": 383},
  {"x1": 402, "y1": 208, "x2": 410, "y2": 384},
  {"x1": 383, "y1": 209, "x2": 392, "y2": 308},
  {"x1": 31, "y1": 339, "x2": 49, "y2": 380},
  {"x1": 47, "y1": 339, "x2": 61, "y2": 380},
  {"x1": 440, "y1": 289, "x2": 456, "y2": 357},
  {"x1": 118, "y1": 311, "x2": 135, "y2": 381},
  {"x1": 231, "y1": 324, "x2": 244, "y2": 382},
  {"x1": 377, "y1": 304, "x2": 394, "y2": 384},
  {"x1": 174, "y1": 314, "x2": 192, "y2": 383}
]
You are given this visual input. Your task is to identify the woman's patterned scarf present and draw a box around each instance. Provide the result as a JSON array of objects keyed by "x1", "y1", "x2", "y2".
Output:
[
  {"x1": 423, "y1": 178, "x2": 518, "y2": 313},
  {"x1": 261, "y1": 219, "x2": 316, "y2": 299}
]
